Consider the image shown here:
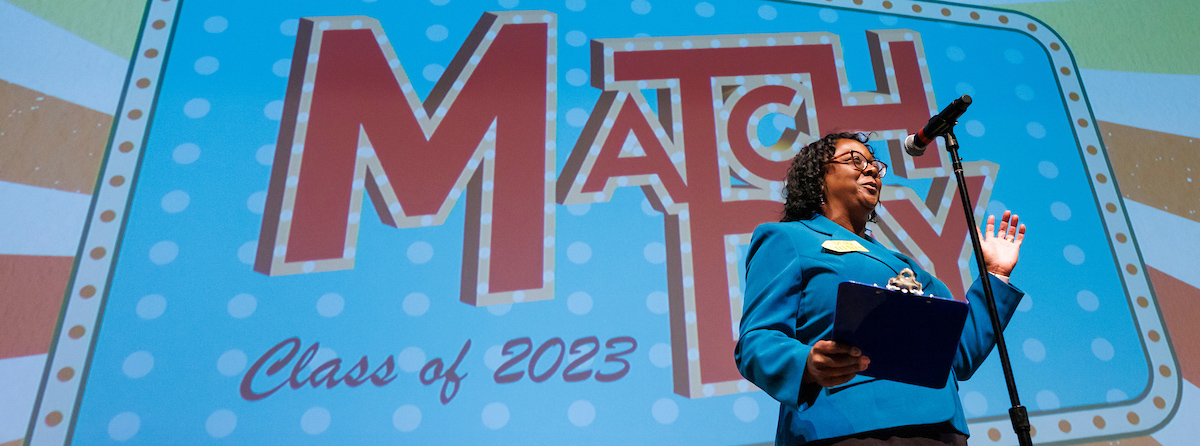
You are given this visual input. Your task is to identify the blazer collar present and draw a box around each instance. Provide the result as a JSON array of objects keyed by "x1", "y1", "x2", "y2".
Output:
[{"x1": 799, "y1": 215, "x2": 907, "y2": 275}]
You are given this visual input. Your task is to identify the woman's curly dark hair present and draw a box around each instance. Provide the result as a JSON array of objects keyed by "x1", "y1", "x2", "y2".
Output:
[{"x1": 781, "y1": 131, "x2": 874, "y2": 222}]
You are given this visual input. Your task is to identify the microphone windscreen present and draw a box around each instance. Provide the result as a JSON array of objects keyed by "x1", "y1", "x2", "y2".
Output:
[{"x1": 903, "y1": 133, "x2": 926, "y2": 157}]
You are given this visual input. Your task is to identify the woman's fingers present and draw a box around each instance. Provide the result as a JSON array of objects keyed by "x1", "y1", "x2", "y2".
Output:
[
  {"x1": 812, "y1": 339, "x2": 858, "y2": 356},
  {"x1": 808, "y1": 340, "x2": 870, "y2": 386},
  {"x1": 811, "y1": 355, "x2": 870, "y2": 386}
]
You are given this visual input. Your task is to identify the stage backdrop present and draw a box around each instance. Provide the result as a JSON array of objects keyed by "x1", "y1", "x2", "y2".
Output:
[{"x1": 3, "y1": 0, "x2": 1199, "y2": 445}]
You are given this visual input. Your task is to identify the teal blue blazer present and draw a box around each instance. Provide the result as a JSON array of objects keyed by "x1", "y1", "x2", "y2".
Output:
[{"x1": 735, "y1": 216, "x2": 1023, "y2": 445}]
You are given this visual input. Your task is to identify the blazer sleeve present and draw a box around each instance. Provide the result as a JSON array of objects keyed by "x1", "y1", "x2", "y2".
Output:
[
  {"x1": 734, "y1": 225, "x2": 817, "y2": 409},
  {"x1": 953, "y1": 274, "x2": 1025, "y2": 380}
]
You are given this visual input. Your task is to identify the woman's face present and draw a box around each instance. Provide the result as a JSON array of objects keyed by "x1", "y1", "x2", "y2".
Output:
[{"x1": 823, "y1": 139, "x2": 883, "y2": 217}]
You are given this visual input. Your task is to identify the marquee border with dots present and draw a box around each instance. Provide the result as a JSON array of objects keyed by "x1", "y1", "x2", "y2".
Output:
[{"x1": 25, "y1": 0, "x2": 1180, "y2": 445}]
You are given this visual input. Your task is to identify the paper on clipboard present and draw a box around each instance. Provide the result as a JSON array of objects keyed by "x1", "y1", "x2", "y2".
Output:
[{"x1": 831, "y1": 281, "x2": 969, "y2": 388}]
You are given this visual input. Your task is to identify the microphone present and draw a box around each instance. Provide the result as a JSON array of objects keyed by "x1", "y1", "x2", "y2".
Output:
[{"x1": 903, "y1": 95, "x2": 972, "y2": 156}]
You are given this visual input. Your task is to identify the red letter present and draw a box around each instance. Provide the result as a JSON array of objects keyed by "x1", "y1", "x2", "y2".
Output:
[
  {"x1": 240, "y1": 337, "x2": 300, "y2": 401},
  {"x1": 255, "y1": 12, "x2": 557, "y2": 306}
]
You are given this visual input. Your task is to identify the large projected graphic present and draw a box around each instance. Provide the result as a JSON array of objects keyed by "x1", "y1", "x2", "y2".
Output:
[{"x1": 5, "y1": 0, "x2": 1195, "y2": 445}]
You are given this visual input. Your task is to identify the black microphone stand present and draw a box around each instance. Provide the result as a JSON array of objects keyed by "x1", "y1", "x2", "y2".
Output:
[{"x1": 944, "y1": 130, "x2": 1033, "y2": 446}]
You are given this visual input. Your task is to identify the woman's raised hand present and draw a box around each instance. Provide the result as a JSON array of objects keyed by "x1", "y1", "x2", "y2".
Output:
[{"x1": 979, "y1": 210, "x2": 1026, "y2": 278}]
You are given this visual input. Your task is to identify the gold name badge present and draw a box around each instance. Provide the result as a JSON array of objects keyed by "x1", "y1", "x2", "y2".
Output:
[{"x1": 822, "y1": 239, "x2": 868, "y2": 253}]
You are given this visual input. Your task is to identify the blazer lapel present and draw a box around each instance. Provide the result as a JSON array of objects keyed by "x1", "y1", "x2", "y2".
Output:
[{"x1": 800, "y1": 216, "x2": 907, "y2": 275}]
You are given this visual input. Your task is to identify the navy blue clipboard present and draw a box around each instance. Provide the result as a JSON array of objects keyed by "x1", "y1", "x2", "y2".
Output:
[{"x1": 830, "y1": 281, "x2": 969, "y2": 388}]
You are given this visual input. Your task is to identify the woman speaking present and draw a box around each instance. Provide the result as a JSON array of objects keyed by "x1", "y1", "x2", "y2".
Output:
[{"x1": 735, "y1": 132, "x2": 1027, "y2": 445}]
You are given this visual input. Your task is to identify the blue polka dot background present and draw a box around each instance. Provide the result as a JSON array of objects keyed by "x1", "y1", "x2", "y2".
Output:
[{"x1": 48, "y1": 0, "x2": 1170, "y2": 444}]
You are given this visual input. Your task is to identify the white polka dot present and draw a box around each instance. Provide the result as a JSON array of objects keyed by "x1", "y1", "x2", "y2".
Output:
[
  {"x1": 204, "y1": 16, "x2": 228, "y2": 33},
  {"x1": 566, "y1": 68, "x2": 588, "y2": 87},
  {"x1": 272, "y1": 58, "x2": 291, "y2": 77},
  {"x1": 567, "y1": 203, "x2": 590, "y2": 216},
  {"x1": 1015, "y1": 84, "x2": 1035, "y2": 101},
  {"x1": 566, "y1": 30, "x2": 587, "y2": 47},
  {"x1": 482, "y1": 402, "x2": 510, "y2": 429},
  {"x1": 173, "y1": 143, "x2": 200, "y2": 164},
  {"x1": 205, "y1": 409, "x2": 236, "y2": 438},
  {"x1": 217, "y1": 349, "x2": 247, "y2": 376},
  {"x1": 238, "y1": 241, "x2": 257, "y2": 265},
  {"x1": 879, "y1": 15, "x2": 898, "y2": 25},
  {"x1": 733, "y1": 396, "x2": 759, "y2": 422},
  {"x1": 256, "y1": 144, "x2": 275, "y2": 165},
  {"x1": 965, "y1": 120, "x2": 985, "y2": 137},
  {"x1": 758, "y1": 5, "x2": 777, "y2": 20},
  {"x1": 264, "y1": 100, "x2": 284, "y2": 120},
  {"x1": 649, "y1": 343, "x2": 671, "y2": 367},
  {"x1": 652, "y1": 398, "x2": 678, "y2": 424},
  {"x1": 149, "y1": 241, "x2": 178, "y2": 265},
  {"x1": 398, "y1": 347, "x2": 427, "y2": 373},
  {"x1": 695, "y1": 2, "x2": 715, "y2": 17},
  {"x1": 567, "y1": 241, "x2": 592, "y2": 264},
  {"x1": 1106, "y1": 388, "x2": 1128, "y2": 402},
  {"x1": 194, "y1": 56, "x2": 219, "y2": 75},
  {"x1": 136, "y1": 294, "x2": 166, "y2": 319},
  {"x1": 301, "y1": 407, "x2": 330, "y2": 435},
  {"x1": 955, "y1": 82, "x2": 975, "y2": 97},
  {"x1": 566, "y1": 108, "x2": 589, "y2": 127},
  {"x1": 1050, "y1": 201, "x2": 1071, "y2": 221},
  {"x1": 184, "y1": 98, "x2": 210, "y2": 118},
  {"x1": 566, "y1": 0, "x2": 586, "y2": 11},
  {"x1": 1004, "y1": 48, "x2": 1024, "y2": 64},
  {"x1": 1036, "y1": 389, "x2": 1060, "y2": 410},
  {"x1": 484, "y1": 345, "x2": 504, "y2": 370},
  {"x1": 1077, "y1": 290, "x2": 1099, "y2": 311},
  {"x1": 426, "y1": 24, "x2": 448, "y2": 42},
  {"x1": 818, "y1": 8, "x2": 837, "y2": 23},
  {"x1": 1038, "y1": 160, "x2": 1058, "y2": 178},
  {"x1": 646, "y1": 291, "x2": 668, "y2": 314},
  {"x1": 1092, "y1": 337, "x2": 1115, "y2": 361},
  {"x1": 568, "y1": 400, "x2": 595, "y2": 426},
  {"x1": 159, "y1": 190, "x2": 190, "y2": 214},
  {"x1": 499, "y1": 0, "x2": 518, "y2": 7},
  {"x1": 247, "y1": 191, "x2": 267, "y2": 214},
  {"x1": 631, "y1": 0, "x2": 651, "y2": 14},
  {"x1": 488, "y1": 303, "x2": 511, "y2": 315},
  {"x1": 962, "y1": 391, "x2": 988, "y2": 416},
  {"x1": 228, "y1": 293, "x2": 257, "y2": 318},
  {"x1": 1017, "y1": 294, "x2": 1032, "y2": 312},
  {"x1": 1027, "y1": 122, "x2": 1047, "y2": 139},
  {"x1": 1022, "y1": 338, "x2": 1045, "y2": 362},
  {"x1": 108, "y1": 412, "x2": 140, "y2": 441},
  {"x1": 423, "y1": 64, "x2": 445, "y2": 82},
  {"x1": 1063, "y1": 245, "x2": 1085, "y2": 265},
  {"x1": 644, "y1": 242, "x2": 666, "y2": 264},
  {"x1": 408, "y1": 241, "x2": 434, "y2": 264},
  {"x1": 317, "y1": 293, "x2": 344, "y2": 317},
  {"x1": 403, "y1": 292, "x2": 430, "y2": 316},
  {"x1": 393, "y1": 405, "x2": 422, "y2": 432},
  {"x1": 946, "y1": 46, "x2": 966, "y2": 62},
  {"x1": 123, "y1": 351, "x2": 154, "y2": 378},
  {"x1": 280, "y1": 19, "x2": 299, "y2": 36},
  {"x1": 567, "y1": 291, "x2": 593, "y2": 314}
]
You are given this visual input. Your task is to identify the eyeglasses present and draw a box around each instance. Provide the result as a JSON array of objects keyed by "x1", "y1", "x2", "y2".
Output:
[{"x1": 827, "y1": 152, "x2": 887, "y2": 179}]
